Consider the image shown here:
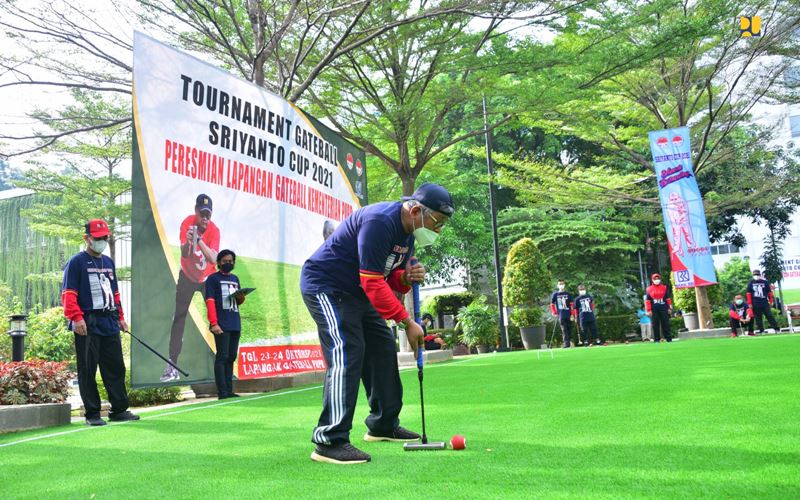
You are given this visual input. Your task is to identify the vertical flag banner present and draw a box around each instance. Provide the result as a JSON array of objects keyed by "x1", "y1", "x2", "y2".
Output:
[
  {"x1": 648, "y1": 127, "x2": 717, "y2": 288},
  {"x1": 131, "y1": 33, "x2": 365, "y2": 387}
]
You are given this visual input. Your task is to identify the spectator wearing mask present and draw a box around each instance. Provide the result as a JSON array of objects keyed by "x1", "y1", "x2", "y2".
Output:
[
  {"x1": 551, "y1": 279, "x2": 575, "y2": 348},
  {"x1": 574, "y1": 284, "x2": 601, "y2": 346},
  {"x1": 645, "y1": 273, "x2": 673, "y2": 343},
  {"x1": 637, "y1": 295, "x2": 653, "y2": 341},
  {"x1": 747, "y1": 269, "x2": 779, "y2": 334},
  {"x1": 728, "y1": 294, "x2": 754, "y2": 337}
]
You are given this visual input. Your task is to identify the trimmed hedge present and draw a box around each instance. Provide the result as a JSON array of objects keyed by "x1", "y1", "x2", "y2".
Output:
[
  {"x1": 98, "y1": 372, "x2": 182, "y2": 407},
  {"x1": 544, "y1": 314, "x2": 639, "y2": 344}
]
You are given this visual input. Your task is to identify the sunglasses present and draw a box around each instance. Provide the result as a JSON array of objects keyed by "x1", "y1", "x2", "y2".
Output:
[{"x1": 428, "y1": 212, "x2": 447, "y2": 230}]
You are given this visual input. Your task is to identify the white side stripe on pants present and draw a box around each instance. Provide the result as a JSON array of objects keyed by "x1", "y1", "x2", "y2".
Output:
[{"x1": 314, "y1": 293, "x2": 345, "y2": 445}]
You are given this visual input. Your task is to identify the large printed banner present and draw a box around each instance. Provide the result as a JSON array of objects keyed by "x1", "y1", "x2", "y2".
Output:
[
  {"x1": 131, "y1": 33, "x2": 365, "y2": 387},
  {"x1": 648, "y1": 127, "x2": 717, "y2": 288}
]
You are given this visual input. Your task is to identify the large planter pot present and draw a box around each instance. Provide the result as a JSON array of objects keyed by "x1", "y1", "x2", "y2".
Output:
[
  {"x1": 520, "y1": 325, "x2": 547, "y2": 350},
  {"x1": 683, "y1": 312, "x2": 699, "y2": 331},
  {"x1": 452, "y1": 344, "x2": 470, "y2": 356},
  {"x1": 475, "y1": 344, "x2": 492, "y2": 354}
]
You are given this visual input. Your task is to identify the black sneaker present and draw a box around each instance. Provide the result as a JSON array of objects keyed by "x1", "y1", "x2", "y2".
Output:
[
  {"x1": 311, "y1": 442, "x2": 371, "y2": 464},
  {"x1": 108, "y1": 411, "x2": 140, "y2": 422},
  {"x1": 229, "y1": 393, "x2": 241, "y2": 397},
  {"x1": 363, "y1": 426, "x2": 421, "y2": 442},
  {"x1": 85, "y1": 416, "x2": 106, "y2": 426}
]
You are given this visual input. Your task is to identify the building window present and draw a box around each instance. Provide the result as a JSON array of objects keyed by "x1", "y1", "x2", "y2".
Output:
[
  {"x1": 791, "y1": 115, "x2": 800, "y2": 138},
  {"x1": 711, "y1": 243, "x2": 742, "y2": 255}
]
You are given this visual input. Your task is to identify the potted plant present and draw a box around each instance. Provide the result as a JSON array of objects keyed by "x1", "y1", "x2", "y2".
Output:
[
  {"x1": 502, "y1": 238, "x2": 552, "y2": 349},
  {"x1": 456, "y1": 297, "x2": 499, "y2": 354}
]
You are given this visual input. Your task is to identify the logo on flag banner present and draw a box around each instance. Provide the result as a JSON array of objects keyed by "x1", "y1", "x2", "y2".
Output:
[{"x1": 648, "y1": 127, "x2": 717, "y2": 288}]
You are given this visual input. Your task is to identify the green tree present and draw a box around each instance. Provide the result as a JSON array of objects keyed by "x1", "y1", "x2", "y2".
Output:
[
  {"x1": 498, "y1": 203, "x2": 642, "y2": 311},
  {"x1": 502, "y1": 237, "x2": 551, "y2": 327},
  {"x1": 761, "y1": 230, "x2": 784, "y2": 286},
  {"x1": 0, "y1": 0, "x2": 501, "y2": 156},
  {"x1": 309, "y1": 4, "x2": 525, "y2": 195},
  {"x1": 13, "y1": 91, "x2": 131, "y2": 262},
  {"x1": 718, "y1": 256, "x2": 752, "y2": 301}
]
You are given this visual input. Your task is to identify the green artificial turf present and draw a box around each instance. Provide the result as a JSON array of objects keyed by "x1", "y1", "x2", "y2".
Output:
[{"x1": 2, "y1": 336, "x2": 799, "y2": 499}]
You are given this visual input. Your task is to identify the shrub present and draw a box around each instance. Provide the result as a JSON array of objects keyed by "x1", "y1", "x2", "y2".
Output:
[
  {"x1": 456, "y1": 297, "x2": 499, "y2": 347},
  {"x1": 594, "y1": 314, "x2": 640, "y2": 342},
  {"x1": 26, "y1": 307, "x2": 75, "y2": 365},
  {"x1": 422, "y1": 291, "x2": 475, "y2": 320},
  {"x1": 509, "y1": 306, "x2": 544, "y2": 329},
  {"x1": 544, "y1": 315, "x2": 640, "y2": 344},
  {"x1": 98, "y1": 371, "x2": 182, "y2": 407},
  {"x1": 670, "y1": 316, "x2": 685, "y2": 334},
  {"x1": 672, "y1": 284, "x2": 724, "y2": 313},
  {"x1": 0, "y1": 360, "x2": 73, "y2": 404},
  {"x1": 506, "y1": 324, "x2": 523, "y2": 348},
  {"x1": 503, "y1": 238, "x2": 551, "y2": 327}
]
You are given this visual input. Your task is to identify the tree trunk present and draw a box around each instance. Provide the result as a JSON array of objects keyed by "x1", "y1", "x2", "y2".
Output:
[
  {"x1": 401, "y1": 176, "x2": 416, "y2": 197},
  {"x1": 695, "y1": 286, "x2": 714, "y2": 330},
  {"x1": 400, "y1": 169, "x2": 417, "y2": 351}
]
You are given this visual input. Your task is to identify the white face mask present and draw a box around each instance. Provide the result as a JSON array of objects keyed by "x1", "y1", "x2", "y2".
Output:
[
  {"x1": 412, "y1": 212, "x2": 439, "y2": 248},
  {"x1": 653, "y1": 279, "x2": 661, "y2": 285},
  {"x1": 558, "y1": 284, "x2": 565, "y2": 291},
  {"x1": 579, "y1": 290, "x2": 586, "y2": 295},
  {"x1": 90, "y1": 238, "x2": 107, "y2": 254}
]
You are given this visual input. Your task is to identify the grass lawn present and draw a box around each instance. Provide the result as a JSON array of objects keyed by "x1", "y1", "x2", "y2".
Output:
[
  {"x1": 2, "y1": 335, "x2": 799, "y2": 498},
  {"x1": 781, "y1": 288, "x2": 800, "y2": 305}
]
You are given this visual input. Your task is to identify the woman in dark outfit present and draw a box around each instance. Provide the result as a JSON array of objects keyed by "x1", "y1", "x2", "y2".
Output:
[{"x1": 205, "y1": 249, "x2": 246, "y2": 399}]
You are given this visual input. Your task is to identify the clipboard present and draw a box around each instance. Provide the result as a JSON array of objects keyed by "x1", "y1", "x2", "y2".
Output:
[{"x1": 237, "y1": 287, "x2": 256, "y2": 296}]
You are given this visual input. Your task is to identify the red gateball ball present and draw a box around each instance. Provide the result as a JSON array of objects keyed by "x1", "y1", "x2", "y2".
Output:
[{"x1": 450, "y1": 434, "x2": 466, "y2": 450}]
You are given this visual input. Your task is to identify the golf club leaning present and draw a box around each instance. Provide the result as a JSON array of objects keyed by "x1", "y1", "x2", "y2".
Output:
[
  {"x1": 125, "y1": 329, "x2": 189, "y2": 377},
  {"x1": 403, "y1": 280, "x2": 446, "y2": 451}
]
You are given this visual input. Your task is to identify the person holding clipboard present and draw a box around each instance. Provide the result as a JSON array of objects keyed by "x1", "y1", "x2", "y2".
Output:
[{"x1": 205, "y1": 249, "x2": 253, "y2": 399}]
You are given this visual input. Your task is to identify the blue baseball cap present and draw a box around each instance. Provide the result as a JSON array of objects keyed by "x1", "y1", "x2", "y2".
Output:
[
  {"x1": 402, "y1": 183, "x2": 455, "y2": 216},
  {"x1": 195, "y1": 194, "x2": 213, "y2": 213}
]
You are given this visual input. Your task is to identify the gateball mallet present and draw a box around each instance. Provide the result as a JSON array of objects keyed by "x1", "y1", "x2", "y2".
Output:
[
  {"x1": 116, "y1": 310, "x2": 188, "y2": 377},
  {"x1": 403, "y1": 277, "x2": 446, "y2": 451}
]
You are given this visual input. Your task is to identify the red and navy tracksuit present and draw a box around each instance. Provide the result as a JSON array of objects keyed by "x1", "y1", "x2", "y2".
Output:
[
  {"x1": 205, "y1": 271, "x2": 243, "y2": 397},
  {"x1": 61, "y1": 251, "x2": 130, "y2": 420},
  {"x1": 300, "y1": 202, "x2": 414, "y2": 446},
  {"x1": 551, "y1": 291, "x2": 574, "y2": 347},
  {"x1": 747, "y1": 278, "x2": 778, "y2": 333},
  {"x1": 645, "y1": 283, "x2": 673, "y2": 342},
  {"x1": 729, "y1": 302, "x2": 754, "y2": 336},
  {"x1": 574, "y1": 294, "x2": 599, "y2": 344}
]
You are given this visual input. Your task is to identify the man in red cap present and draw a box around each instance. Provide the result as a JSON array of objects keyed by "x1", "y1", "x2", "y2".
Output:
[
  {"x1": 645, "y1": 273, "x2": 673, "y2": 342},
  {"x1": 62, "y1": 219, "x2": 139, "y2": 426}
]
